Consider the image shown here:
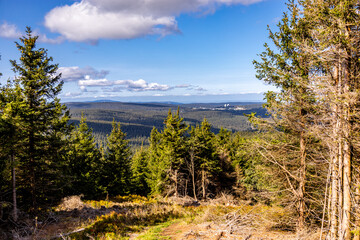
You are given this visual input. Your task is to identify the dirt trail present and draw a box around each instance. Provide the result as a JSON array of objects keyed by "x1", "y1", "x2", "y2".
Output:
[{"x1": 160, "y1": 221, "x2": 297, "y2": 240}]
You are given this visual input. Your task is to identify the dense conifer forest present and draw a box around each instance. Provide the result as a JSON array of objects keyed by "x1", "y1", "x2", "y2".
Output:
[{"x1": 2, "y1": 1, "x2": 360, "y2": 239}]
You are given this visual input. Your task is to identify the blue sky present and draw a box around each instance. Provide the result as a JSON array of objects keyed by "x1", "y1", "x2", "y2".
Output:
[{"x1": 0, "y1": 0, "x2": 285, "y2": 103}]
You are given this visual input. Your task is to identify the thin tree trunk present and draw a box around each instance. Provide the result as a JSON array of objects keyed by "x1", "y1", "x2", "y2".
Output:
[
  {"x1": 342, "y1": 131, "x2": 351, "y2": 240},
  {"x1": 202, "y1": 170, "x2": 206, "y2": 200},
  {"x1": 190, "y1": 153, "x2": 197, "y2": 201},
  {"x1": 355, "y1": 179, "x2": 360, "y2": 240},
  {"x1": 174, "y1": 169, "x2": 178, "y2": 198},
  {"x1": 330, "y1": 150, "x2": 339, "y2": 239},
  {"x1": 11, "y1": 152, "x2": 17, "y2": 222},
  {"x1": 298, "y1": 130, "x2": 306, "y2": 232},
  {"x1": 338, "y1": 141, "x2": 344, "y2": 238},
  {"x1": 341, "y1": 58, "x2": 352, "y2": 240}
]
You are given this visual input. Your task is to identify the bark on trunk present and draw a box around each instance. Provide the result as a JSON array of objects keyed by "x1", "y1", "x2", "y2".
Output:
[
  {"x1": 202, "y1": 170, "x2": 206, "y2": 200},
  {"x1": 298, "y1": 130, "x2": 306, "y2": 232},
  {"x1": 11, "y1": 153, "x2": 17, "y2": 222},
  {"x1": 355, "y1": 180, "x2": 360, "y2": 240},
  {"x1": 174, "y1": 169, "x2": 178, "y2": 198},
  {"x1": 342, "y1": 131, "x2": 351, "y2": 240}
]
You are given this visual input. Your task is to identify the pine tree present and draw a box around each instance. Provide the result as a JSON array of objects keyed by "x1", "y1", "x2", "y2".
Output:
[
  {"x1": 100, "y1": 120, "x2": 132, "y2": 196},
  {"x1": 252, "y1": 1, "x2": 323, "y2": 231},
  {"x1": 66, "y1": 114, "x2": 101, "y2": 198},
  {"x1": 160, "y1": 108, "x2": 189, "y2": 197},
  {"x1": 189, "y1": 118, "x2": 220, "y2": 199},
  {"x1": 147, "y1": 109, "x2": 189, "y2": 197},
  {"x1": 0, "y1": 82, "x2": 24, "y2": 221},
  {"x1": 131, "y1": 145, "x2": 150, "y2": 196},
  {"x1": 299, "y1": 1, "x2": 360, "y2": 238},
  {"x1": 147, "y1": 127, "x2": 167, "y2": 195},
  {"x1": 8, "y1": 27, "x2": 70, "y2": 211}
]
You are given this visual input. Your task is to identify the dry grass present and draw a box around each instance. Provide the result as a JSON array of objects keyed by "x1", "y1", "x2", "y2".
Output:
[
  {"x1": 56, "y1": 195, "x2": 85, "y2": 211},
  {"x1": 9, "y1": 195, "x2": 322, "y2": 240}
]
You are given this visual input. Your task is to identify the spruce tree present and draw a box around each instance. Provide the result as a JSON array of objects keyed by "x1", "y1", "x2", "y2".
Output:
[
  {"x1": 100, "y1": 120, "x2": 132, "y2": 196},
  {"x1": 147, "y1": 109, "x2": 189, "y2": 197},
  {"x1": 252, "y1": 1, "x2": 322, "y2": 231},
  {"x1": 8, "y1": 27, "x2": 70, "y2": 211},
  {"x1": 147, "y1": 127, "x2": 167, "y2": 195},
  {"x1": 160, "y1": 108, "x2": 189, "y2": 197},
  {"x1": 189, "y1": 118, "x2": 220, "y2": 199},
  {"x1": 299, "y1": 1, "x2": 360, "y2": 238},
  {"x1": 66, "y1": 114, "x2": 101, "y2": 198},
  {"x1": 131, "y1": 145, "x2": 150, "y2": 196}
]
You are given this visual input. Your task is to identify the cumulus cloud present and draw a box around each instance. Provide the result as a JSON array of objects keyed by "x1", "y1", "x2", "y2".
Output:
[
  {"x1": 0, "y1": 22, "x2": 22, "y2": 39},
  {"x1": 115, "y1": 79, "x2": 171, "y2": 91},
  {"x1": 79, "y1": 78, "x2": 112, "y2": 86},
  {"x1": 59, "y1": 66, "x2": 109, "y2": 82},
  {"x1": 45, "y1": 1, "x2": 177, "y2": 42},
  {"x1": 79, "y1": 78, "x2": 171, "y2": 91},
  {"x1": 44, "y1": 0, "x2": 263, "y2": 42},
  {"x1": 175, "y1": 84, "x2": 207, "y2": 91},
  {"x1": 0, "y1": 22, "x2": 65, "y2": 43},
  {"x1": 64, "y1": 92, "x2": 84, "y2": 97},
  {"x1": 36, "y1": 33, "x2": 65, "y2": 44}
]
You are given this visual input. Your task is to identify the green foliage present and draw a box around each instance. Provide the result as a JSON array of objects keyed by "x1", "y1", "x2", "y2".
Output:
[
  {"x1": 99, "y1": 120, "x2": 132, "y2": 196},
  {"x1": 66, "y1": 114, "x2": 101, "y2": 198},
  {"x1": 189, "y1": 118, "x2": 221, "y2": 198},
  {"x1": 131, "y1": 146, "x2": 151, "y2": 196},
  {"x1": 147, "y1": 109, "x2": 189, "y2": 196},
  {"x1": 3, "y1": 27, "x2": 70, "y2": 211},
  {"x1": 161, "y1": 109, "x2": 189, "y2": 171},
  {"x1": 146, "y1": 127, "x2": 167, "y2": 195}
]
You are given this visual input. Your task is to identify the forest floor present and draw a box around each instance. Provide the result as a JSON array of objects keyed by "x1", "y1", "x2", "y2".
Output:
[{"x1": 10, "y1": 195, "x2": 321, "y2": 240}]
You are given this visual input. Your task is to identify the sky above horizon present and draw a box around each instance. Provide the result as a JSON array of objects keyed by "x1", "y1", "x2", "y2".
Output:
[{"x1": 0, "y1": 0, "x2": 285, "y2": 103}]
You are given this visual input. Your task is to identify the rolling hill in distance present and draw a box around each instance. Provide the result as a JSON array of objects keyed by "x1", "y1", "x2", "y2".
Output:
[{"x1": 65, "y1": 101, "x2": 267, "y2": 146}]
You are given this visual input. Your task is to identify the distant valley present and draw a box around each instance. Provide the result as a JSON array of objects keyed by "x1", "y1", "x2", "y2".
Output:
[{"x1": 65, "y1": 101, "x2": 266, "y2": 146}]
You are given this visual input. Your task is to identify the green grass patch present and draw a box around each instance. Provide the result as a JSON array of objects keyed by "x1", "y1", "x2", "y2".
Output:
[{"x1": 136, "y1": 220, "x2": 178, "y2": 240}]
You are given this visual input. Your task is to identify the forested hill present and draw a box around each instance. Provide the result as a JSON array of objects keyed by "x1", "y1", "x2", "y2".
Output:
[{"x1": 65, "y1": 101, "x2": 266, "y2": 144}]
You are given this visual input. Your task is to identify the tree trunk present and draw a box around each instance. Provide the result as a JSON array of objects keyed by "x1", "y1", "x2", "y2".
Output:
[
  {"x1": 342, "y1": 127, "x2": 351, "y2": 240},
  {"x1": 174, "y1": 169, "x2": 178, "y2": 198},
  {"x1": 11, "y1": 152, "x2": 17, "y2": 222},
  {"x1": 190, "y1": 154, "x2": 197, "y2": 201},
  {"x1": 330, "y1": 148, "x2": 339, "y2": 239},
  {"x1": 354, "y1": 179, "x2": 360, "y2": 240},
  {"x1": 338, "y1": 141, "x2": 344, "y2": 238},
  {"x1": 298, "y1": 130, "x2": 306, "y2": 232},
  {"x1": 202, "y1": 170, "x2": 206, "y2": 200}
]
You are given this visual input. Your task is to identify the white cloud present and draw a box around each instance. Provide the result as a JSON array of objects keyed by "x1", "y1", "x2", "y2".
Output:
[
  {"x1": 44, "y1": 0, "x2": 263, "y2": 42},
  {"x1": 0, "y1": 22, "x2": 65, "y2": 44},
  {"x1": 174, "y1": 84, "x2": 207, "y2": 91},
  {"x1": 0, "y1": 22, "x2": 22, "y2": 39},
  {"x1": 64, "y1": 92, "x2": 83, "y2": 97},
  {"x1": 45, "y1": 1, "x2": 177, "y2": 42},
  {"x1": 36, "y1": 33, "x2": 65, "y2": 44},
  {"x1": 79, "y1": 78, "x2": 171, "y2": 91},
  {"x1": 79, "y1": 78, "x2": 112, "y2": 86},
  {"x1": 115, "y1": 79, "x2": 171, "y2": 91},
  {"x1": 59, "y1": 66, "x2": 109, "y2": 81}
]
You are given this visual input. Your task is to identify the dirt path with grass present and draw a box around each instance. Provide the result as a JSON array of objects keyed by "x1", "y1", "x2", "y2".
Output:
[{"x1": 159, "y1": 221, "x2": 306, "y2": 240}]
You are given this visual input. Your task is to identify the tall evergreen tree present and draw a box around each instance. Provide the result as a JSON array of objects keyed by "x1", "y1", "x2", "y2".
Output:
[
  {"x1": 189, "y1": 118, "x2": 221, "y2": 199},
  {"x1": 100, "y1": 120, "x2": 132, "y2": 196},
  {"x1": 147, "y1": 127, "x2": 167, "y2": 195},
  {"x1": 131, "y1": 145, "x2": 150, "y2": 196},
  {"x1": 252, "y1": 1, "x2": 324, "y2": 231},
  {"x1": 160, "y1": 108, "x2": 189, "y2": 197},
  {"x1": 147, "y1": 109, "x2": 189, "y2": 196},
  {"x1": 8, "y1": 27, "x2": 70, "y2": 211},
  {"x1": 66, "y1": 114, "x2": 101, "y2": 198},
  {"x1": 299, "y1": 1, "x2": 360, "y2": 238}
]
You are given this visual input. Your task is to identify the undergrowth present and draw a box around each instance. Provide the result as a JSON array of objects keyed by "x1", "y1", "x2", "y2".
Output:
[{"x1": 47, "y1": 195, "x2": 300, "y2": 239}]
